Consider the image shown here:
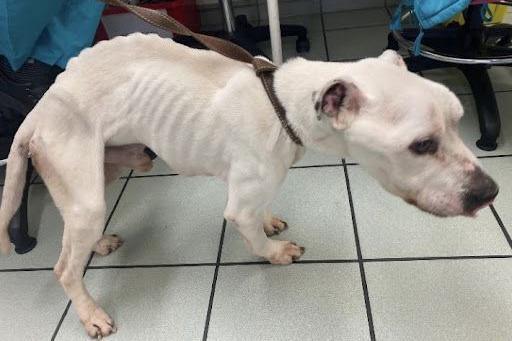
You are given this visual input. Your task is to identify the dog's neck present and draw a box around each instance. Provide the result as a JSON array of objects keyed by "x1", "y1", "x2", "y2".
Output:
[{"x1": 273, "y1": 58, "x2": 350, "y2": 157}]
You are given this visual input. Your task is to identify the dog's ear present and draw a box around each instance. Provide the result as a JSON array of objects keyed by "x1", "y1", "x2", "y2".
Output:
[
  {"x1": 378, "y1": 50, "x2": 406, "y2": 69},
  {"x1": 315, "y1": 79, "x2": 364, "y2": 130}
]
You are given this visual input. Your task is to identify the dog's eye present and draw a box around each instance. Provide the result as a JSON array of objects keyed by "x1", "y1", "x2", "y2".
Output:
[{"x1": 409, "y1": 138, "x2": 438, "y2": 155}]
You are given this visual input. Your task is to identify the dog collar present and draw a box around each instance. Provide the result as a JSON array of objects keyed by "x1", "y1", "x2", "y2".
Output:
[{"x1": 253, "y1": 58, "x2": 303, "y2": 146}]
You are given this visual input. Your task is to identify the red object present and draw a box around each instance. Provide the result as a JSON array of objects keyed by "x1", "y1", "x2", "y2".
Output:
[{"x1": 94, "y1": 0, "x2": 200, "y2": 42}]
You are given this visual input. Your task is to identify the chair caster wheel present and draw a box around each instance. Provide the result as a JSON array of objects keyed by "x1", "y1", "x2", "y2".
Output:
[
  {"x1": 14, "y1": 236, "x2": 37, "y2": 254},
  {"x1": 476, "y1": 138, "x2": 497, "y2": 151}
]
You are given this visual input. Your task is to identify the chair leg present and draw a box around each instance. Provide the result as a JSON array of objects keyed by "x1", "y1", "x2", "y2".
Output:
[
  {"x1": 459, "y1": 66, "x2": 501, "y2": 151},
  {"x1": 8, "y1": 161, "x2": 37, "y2": 254}
]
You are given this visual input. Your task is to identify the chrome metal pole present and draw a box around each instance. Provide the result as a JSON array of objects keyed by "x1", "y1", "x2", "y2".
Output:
[{"x1": 219, "y1": 0, "x2": 236, "y2": 35}]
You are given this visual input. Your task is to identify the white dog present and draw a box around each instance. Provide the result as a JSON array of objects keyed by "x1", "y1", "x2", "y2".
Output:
[{"x1": 0, "y1": 33, "x2": 498, "y2": 338}]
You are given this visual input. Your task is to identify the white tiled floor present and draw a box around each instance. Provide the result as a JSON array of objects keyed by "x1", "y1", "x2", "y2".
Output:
[{"x1": 2, "y1": 5, "x2": 512, "y2": 341}]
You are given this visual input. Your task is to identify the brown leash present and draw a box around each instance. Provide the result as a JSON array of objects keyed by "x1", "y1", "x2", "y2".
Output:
[{"x1": 102, "y1": 0, "x2": 303, "y2": 146}]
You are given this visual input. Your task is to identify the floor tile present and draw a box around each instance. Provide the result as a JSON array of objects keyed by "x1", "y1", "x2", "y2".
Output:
[
  {"x1": 458, "y1": 92, "x2": 512, "y2": 157},
  {"x1": 221, "y1": 167, "x2": 357, "y2": 262},
  {"x1": 366, "y1": 258, "x2": 512, "y2": 341},
  {"x1": 323, "y1": 8, "x2": 389, "y2": 31},
  {"x1": 347, "y1": 165, "x2": 511, "y2": 258},
  {"x1": 258, "y1": 14, "x2": 327, "y2": 62},
  {"x1": 56, "y1": 266, "x2": 214, "y2": 341},
  {"x1": 326, "y1": 25, "x2": 389, "y2": 61},
  {"x1": 0, "y1": 271, "x2": 69, "y2": 341},
  {"x1": 0, "y1": 180, "x2": 125, "y2": 270},
  {"x1": 481, "y1": 157, "x2": 512, "y2": 232},
  {"x1": 293, "y1": 149, "x2": 342, "y2": 167},
  {"x1": 322, "y1": 0, "x2": 395, "y2": 12},
  {"x1": 208, "y1": 263, "x2": 370, "y2": 340},
  {"x1": 488, "y1": 66, "x2": 512, "y2": 92},
  {"x1": 257, "y1": 0, "x2": 322, "y2": 28},
  {"x1": 91, "y1": 176, "x2": 226, "y2": 266}
]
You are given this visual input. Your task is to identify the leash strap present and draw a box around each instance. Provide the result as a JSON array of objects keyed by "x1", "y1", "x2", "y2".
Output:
[{"x1": 102, "y1": 0, "x2": 303, "y2": 146}]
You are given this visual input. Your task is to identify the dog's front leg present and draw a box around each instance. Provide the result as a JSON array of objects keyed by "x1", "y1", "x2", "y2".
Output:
[{"x1": 224, "y1": 174, "x2": 305, "y2": 264}]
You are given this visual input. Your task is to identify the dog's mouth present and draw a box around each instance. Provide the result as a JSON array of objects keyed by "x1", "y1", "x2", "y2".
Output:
[
  {"x1": 403, "y1": 197, "x2": 460, "y2": 218},
  {"x1": 403, "y1": 196, "x2": 493, "y2": 218}
]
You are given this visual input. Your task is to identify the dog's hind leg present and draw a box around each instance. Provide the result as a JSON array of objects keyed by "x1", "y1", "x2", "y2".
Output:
[{"x1": 31, "y1": 135, "x2": 116, "y2": 338}]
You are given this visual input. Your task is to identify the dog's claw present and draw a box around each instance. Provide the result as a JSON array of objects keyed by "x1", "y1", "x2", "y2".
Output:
[
  {"x1": 84, "y1": 307, "x2": 116, "y2": 339},
  {"x1": 264, "y1": 217, "x2": 289, "y2": 236}
]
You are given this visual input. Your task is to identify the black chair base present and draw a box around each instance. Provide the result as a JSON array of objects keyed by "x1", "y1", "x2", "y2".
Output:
[
  {"x1": 4, "y1": 159, "x2": 37, "y2": 254},
  {"x1": 234, "y1": 15, "x2": 310, "y2": 54},
  {"x1": 460, "y1": 65, "x2": 500, "y2": 151}
]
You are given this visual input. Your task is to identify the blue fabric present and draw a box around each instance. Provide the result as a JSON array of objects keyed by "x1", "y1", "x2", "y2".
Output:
[
  {"x1": 0, "y1": 0, "x2": 104, "y2": 71},
  {"x1": 390, "y1": 0, "x2": 471, "y2": 55}
]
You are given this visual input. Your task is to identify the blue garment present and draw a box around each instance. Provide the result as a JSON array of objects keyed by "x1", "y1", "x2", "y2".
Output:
[
  {"x1": 0, "y1": 0, "x2": 104, "y2": 71},
  {"x1": 390, "y1": 0, "x2": 472, "y2": 55}
]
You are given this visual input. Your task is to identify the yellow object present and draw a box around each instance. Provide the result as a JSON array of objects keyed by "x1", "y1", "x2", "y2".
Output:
[{"x1": 449, "y1": 4, "x2": 507, "y2": 25}]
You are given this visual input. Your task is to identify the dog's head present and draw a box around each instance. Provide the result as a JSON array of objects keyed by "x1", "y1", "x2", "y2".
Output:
[{"x1": 305, "y1": 50, "x2": 498, "y2": 217}]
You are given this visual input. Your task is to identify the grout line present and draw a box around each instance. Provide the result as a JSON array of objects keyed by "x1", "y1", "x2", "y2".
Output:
[
  {"x1": 477, "y1": 153, "x2": 512, "y2": 159},
  {"x1": 2, "y1": 254, "x2": 512, "y2": 274},
  {"x1": 50, "y1": 171, "x2": 132, "y2": 340},
  {"x1": 51, "y1": 301, "x2": 72, "y2": 341},
  {"x1": 324, "y1": 23, "x2": 389, "y2": 33},
  {"x1": 343, "y1": 160, "x2": 376, "y2": 341},
  {"x1": 338, "y1": 153, "x2": 512, "y2": 168},
  {"x1": 0, "y1": 267, "x2": 53, "y2": 272},
  {"x1": 121, "y1": 172, "x2": 179, "y2": 179},
  {"x1": 88, "y1": 263, "x2": 216, "y2": 270},
  {"x1": 363, "y1": 254, "x2": 512, "y2": 263},
  {"x1": 291, "y1": 163, "x2": 343, "y2": 169},
  {"x1": 220, "y1": 259, "x2": 359, "y2": 266},
  {"x1": 490, "y1": 205, "x2": 512, "y2": 250},
  {"x1": 202, "y1": 219, "x2": 227, "y2": 341},
  {"x1": 118, "y1": 154, "x2": 512, "y2": 180},
  {"x1": 319, "y1": 0, "x2": 330, "y2": 61}
]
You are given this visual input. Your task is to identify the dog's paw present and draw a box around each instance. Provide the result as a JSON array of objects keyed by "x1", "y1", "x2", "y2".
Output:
[
  {"x1": 133, "y1": 159, "x2": 153, "y2": 173},
  {"x1": 94, "y1": 234, "x2": 124, "y2": 256},
  {"x1": 268, "y1": 241, "x2": 305, "y2": 265},
  {"x1": 82, "y1": 307, "x2": 116, "y2": 339},
  {"x1": 263, "y1": 217, "x2": 288, "y2": 236},
  {"x1": 127, "y1": 145, "x2": 153, "y2": 172}
]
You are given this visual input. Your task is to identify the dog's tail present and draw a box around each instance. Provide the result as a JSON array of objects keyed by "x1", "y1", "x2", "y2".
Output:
[{"x1": 0, "y1": 115, "x2": 36, "y2": 255}]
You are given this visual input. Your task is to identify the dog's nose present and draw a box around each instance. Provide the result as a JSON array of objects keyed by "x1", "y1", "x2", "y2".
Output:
[{"x1": 463, "y1": 167, "x2": 499, "y2": 214}]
